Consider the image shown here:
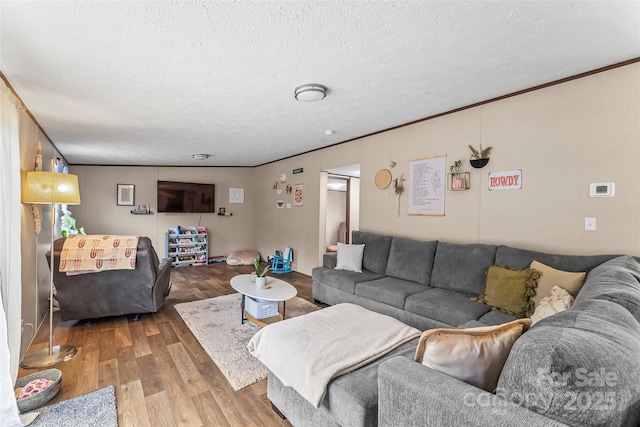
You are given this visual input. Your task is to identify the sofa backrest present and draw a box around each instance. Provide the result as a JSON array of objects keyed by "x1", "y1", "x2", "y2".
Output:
[
  {"x1": 385, "y1": 236, "x2": 437, "y2": 286},
  {"x1": 50, "y1": 236, "x2": 159, "y2": 281},
  {"x1": 495, "y1": 245, "x2": 619, "y2": 273},
  {"x1": 430, "y1": 242, "x2": 497, "y2": 296},
  {"x1": 352, "y1": 231, "x2": 393, "y2": 274},
  {"x1": 497, "y1": 255, "x2": 640, "y2": 427},
  {"x1": 575, "y1": 255, "x2": 640, "y2": 322},
  {"x1": 500, "y1": 301, "x2": 640, "y2": 427}
]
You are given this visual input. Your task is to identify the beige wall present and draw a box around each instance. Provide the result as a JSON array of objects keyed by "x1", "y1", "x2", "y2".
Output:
[
  {"x1": 256, "y1": 63, "x2": 640, "y2": 274},
  {"x1": 71, "y1": 166, "x2": 256, "y2": 260},
  {"x1": 36, "y1": 63, "x2": 640, "y2": 283}
]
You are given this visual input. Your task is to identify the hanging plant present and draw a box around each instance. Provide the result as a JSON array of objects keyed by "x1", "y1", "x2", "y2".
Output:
[{"x1": 468, "y1": 144, "x2": 492, "y2": 159}]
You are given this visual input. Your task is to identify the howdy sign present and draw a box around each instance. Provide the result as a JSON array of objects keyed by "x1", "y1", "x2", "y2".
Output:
[{"x1": 489, "y1": 170, "x2": 522, "y2": 191}]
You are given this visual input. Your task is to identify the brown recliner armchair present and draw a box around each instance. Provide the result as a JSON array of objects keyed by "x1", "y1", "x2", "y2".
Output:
[{"x1": 47, "y1": 236, "x2": 172, "y2": 321}]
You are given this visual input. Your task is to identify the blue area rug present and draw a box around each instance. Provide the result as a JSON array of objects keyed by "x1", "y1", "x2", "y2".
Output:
[{"x1": 27, "y1": 386, "x2": 117, "y2": 427}]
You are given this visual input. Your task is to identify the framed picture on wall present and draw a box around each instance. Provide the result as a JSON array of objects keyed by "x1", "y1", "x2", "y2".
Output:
[
  {"x1": 294, "y1": 183, "x2": 303, "y2": 206},
  {"x1": 117, "y1": 184, "x2": 135, "y2": 206}
]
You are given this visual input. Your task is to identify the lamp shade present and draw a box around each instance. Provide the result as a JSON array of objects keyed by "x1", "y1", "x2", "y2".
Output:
[{"x1": 22, "y1": 171, "x2": 81, "y2": 205}]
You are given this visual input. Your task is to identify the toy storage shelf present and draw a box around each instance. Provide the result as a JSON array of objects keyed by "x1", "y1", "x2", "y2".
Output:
[{"x1": 166, "y1": 226, "x2": 208, "y2": 267}]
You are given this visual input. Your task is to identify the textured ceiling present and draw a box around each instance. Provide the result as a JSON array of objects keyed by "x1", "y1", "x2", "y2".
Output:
[{"x1": 1, "y1": 1, "x2": 639, "y2": 166}]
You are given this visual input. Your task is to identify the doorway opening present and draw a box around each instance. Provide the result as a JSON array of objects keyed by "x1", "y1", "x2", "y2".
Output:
[{"x1": 319, "y1": 164, "x2": 360, "y2": 261}]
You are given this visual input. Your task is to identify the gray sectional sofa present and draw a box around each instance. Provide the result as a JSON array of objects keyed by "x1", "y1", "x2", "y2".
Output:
[{"x1": 267, "y1": 231, "x2": 640, "y2": 427}]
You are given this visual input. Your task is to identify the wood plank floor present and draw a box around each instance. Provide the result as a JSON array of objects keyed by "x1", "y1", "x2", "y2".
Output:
[{"x1": 19, "y1": 262, "x2": 317, "y2": 426}]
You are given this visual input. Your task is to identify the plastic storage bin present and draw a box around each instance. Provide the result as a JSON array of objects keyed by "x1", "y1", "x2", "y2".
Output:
[{"x1": 245, "y1": 296, "x2": 279, "y2": 319}]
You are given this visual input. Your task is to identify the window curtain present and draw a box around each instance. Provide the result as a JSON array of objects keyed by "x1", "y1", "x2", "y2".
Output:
[{"x1": 0, "y1": 80, "x2": 26, "y2": 426}]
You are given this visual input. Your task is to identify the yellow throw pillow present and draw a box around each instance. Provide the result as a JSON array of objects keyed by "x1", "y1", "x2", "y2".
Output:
[
  {"x1": 414, "y1": 319, "x2": 532, "y2": 392},
  {"x1": 530, "y1": 260, "x2": 586, "y2": 305},
  {"x1": 474, "y1": 266, "x2": 539, "y2": 318}
]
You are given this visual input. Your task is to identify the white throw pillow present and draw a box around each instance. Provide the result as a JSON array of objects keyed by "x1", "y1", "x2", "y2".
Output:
[
  {"x1": 335, "y1": 243, "x2": 365, "y2": 273},
  {"x1": 530, "y1": 285, "x2": 574, "y2": 324}
]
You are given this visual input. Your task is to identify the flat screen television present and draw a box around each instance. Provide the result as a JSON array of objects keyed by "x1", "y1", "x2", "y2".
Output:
[{"x1": 157, "y1": 181, "x2": 215, "y2": 213}]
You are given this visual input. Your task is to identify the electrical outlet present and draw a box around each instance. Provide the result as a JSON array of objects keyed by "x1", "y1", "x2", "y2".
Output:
[{"x1": 585, "y1": 217, "x2": 596, "y2": 231}]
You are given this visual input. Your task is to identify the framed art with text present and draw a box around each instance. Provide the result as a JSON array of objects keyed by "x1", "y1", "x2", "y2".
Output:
[{"x1": 408, "y1": 155, "x2": 446, "y2": 216}]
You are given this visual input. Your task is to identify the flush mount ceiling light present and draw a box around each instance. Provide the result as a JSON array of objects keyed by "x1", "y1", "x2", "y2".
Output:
[
  {"x1": 192, "y1": 154, "x2": 209, "y2": 160},
  {"x1": 294, "y1": 84, "x2": 327, "y2": 102}
]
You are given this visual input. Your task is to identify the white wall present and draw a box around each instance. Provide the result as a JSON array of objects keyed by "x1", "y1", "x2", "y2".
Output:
[{"x1": 349, "y1": 177, "x2": 360, "y2": 242}]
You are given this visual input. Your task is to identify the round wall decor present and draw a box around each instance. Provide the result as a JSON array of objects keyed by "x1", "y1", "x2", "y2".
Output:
[{"x1": 375, "y1": 169, "x2": 392, "y2": 189}]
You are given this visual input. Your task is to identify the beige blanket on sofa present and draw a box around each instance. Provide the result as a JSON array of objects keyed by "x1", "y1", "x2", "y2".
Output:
[
  {"x1": 247, "y1": 303, "x2": 420, "y2": 408},
  {"x1": 60, "y1": 235, "x2": 139, "y2": 275}
]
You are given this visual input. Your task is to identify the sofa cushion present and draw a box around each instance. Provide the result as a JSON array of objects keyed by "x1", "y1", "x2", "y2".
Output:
[
  {"x1": 312, "y1": 267, "x2": 385, "y2": 294},
  {"x1": 335, "y1": 243, "x2": 365, "y2": 272},
  {"x1": 321, "y1": 338, "x2": 417, "y2": 427},
  {"x1": 385, "y1": 237, "x2": 437, "y2": 285},
  {"x1": 352, "y1": 231, "x2": 393, "y2": 274},
  {"x1": 431, "y1": 242, "x2": 497, "y2": 295},
  {"x1": 475, "y1": 266, "x2": 539, "y2": 318},
  {"x1": 355, "y1": 277, "x2": 427, "y2": 309},
  {"x1": 405, "y1": 288, "x2": 492, "y2": 327},
  {"x1": 477, "y1": 309, "x2": 518, "y2": 326},
  {"x1": 495, "y1": 245, "x2": 617, "y2": 273},
  {"x1": 575, "y1": 255, "x2": 640, "y2": 322},
  {"x1": 497, "y1": 299, "x2": 640, "y2": 427},
  {"x1": 530, "y1": 260, "x2": 586, "y2": 304},
  {"x1": 414, "y1": 319, "x2": 532, "y2": 392}
]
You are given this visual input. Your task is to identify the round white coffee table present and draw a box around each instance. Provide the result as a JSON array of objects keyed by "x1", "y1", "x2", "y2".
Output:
[{"x1": 230, "y1": 274, "x2": 297, "y2": 327}]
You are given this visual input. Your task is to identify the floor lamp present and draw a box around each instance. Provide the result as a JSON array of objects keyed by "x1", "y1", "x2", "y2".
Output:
[{"x1": 20, "y1": 165, "x2": 81, "y2": 368}]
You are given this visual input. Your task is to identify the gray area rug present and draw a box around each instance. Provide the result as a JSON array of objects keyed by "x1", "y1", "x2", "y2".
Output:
[
  {"x1": 26, "y1": 385, "x2": 117, "y2": 427},
  {"x1": 175, "y1": 293, "x2": 319, "y2": 390}
]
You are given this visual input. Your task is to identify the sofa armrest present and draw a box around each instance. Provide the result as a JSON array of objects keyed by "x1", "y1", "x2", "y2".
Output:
[
  {"x1": 152, "y1": 257, "x2": 172, "y2": 310},
  {"x1": 378, "y1": 357, "x2": 568, "y2": 427},
  {"x1": 323, "y1": 252, "x2": 337, "y2": 269}
]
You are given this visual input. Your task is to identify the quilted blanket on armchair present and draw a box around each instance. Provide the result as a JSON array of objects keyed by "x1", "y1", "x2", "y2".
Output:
[{"x1": 59, "y1": 235, "x2": 139, "y2": 274}]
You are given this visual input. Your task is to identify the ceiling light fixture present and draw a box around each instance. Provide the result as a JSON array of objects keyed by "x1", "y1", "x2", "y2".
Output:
[
  {"x1": 325, "y1": 129, "x2": 335, "y2": 135},
  {"x1": 192, "y1": 154, "x2": 209, "y2": 160},
  {"x1": 294, "y1": 84, "x2": 327, "y2": 102}
]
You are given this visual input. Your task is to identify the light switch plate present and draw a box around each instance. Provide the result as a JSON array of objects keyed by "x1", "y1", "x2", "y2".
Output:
[{"x1": 585, "y1": 217, "x2": 596, "y2": 231}]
